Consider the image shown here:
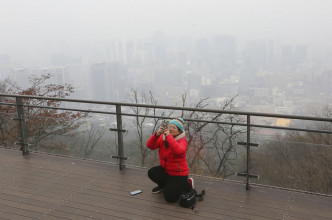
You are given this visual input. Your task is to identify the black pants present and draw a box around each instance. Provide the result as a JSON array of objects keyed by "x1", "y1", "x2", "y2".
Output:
[{"x1": 148, "y1": 166, "x2": 190, "y2": 203}]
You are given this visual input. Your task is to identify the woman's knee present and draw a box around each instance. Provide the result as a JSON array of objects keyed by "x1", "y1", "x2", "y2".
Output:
[
  {"x1": 148, "y1": 167, "x2": 154, "y2": 179},
  {"x1": 164, "y1": 192, "x2": 179, "y2": 203},
  {"x1": 148, "y1": 166, "x2": 163, "y2": 180}
]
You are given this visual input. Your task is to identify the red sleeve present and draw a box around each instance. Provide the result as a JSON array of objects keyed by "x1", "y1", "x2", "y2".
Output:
[
  {"x1": 147, "y1": 133, "x2": 162, "y2": 150},
  {"x1": 165, "y1": 135, "x2": 188, "y2": 155}
]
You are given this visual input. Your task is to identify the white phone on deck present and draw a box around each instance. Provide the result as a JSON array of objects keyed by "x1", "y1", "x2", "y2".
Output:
[{"x1": 130, "y1": 190, "x2": 142, "y2": 196}]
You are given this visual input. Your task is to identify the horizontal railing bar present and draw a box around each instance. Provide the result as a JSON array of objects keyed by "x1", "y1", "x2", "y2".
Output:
[
  {"x1": 20, "y1": 104, "x2": 117, "y2": 115},
  {"x1": 122, "y1": 112, "x2": 248, "y2": 126},
  {"x1": 0, "y1": 102, "x2": 16, "y2": 106},
  {"x1": 251, "y1": 136, "x2": 332, "y2": 147},
  {"x1": 1, "y1": 93, "x2": 331, "y2": 122},
  {"x1": 251, "y1": 124, "x2": 332, "y2": 134},
  {"x1": 109, "y1": 128, "x2": 127, "y2": 132},
  {"x1": 236, "y1": 172, "x2": 259, "y2": 179},
  {"x1": 237, "y1": 142, "x2": 260, "y2": 147}
]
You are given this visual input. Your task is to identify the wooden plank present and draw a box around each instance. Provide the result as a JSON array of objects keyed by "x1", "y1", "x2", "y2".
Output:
[
  {"x1": 0, "y1": 203, "x2": 45, "y2": 219},
  {"x1": 0, "y1": 188, "x2": 63, "y2": 204},
  {"x1": 65, "y1": 190, "x2": 219, "y2": 220},
  {"x1": 0, "y1": 210, "x2": 36, "y2": 220},
  {"x1": 1, "y1": 147, "x2": 332, "y2": 220}
]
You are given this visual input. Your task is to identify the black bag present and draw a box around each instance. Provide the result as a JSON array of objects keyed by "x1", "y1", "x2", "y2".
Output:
[
  {"x1": 179, "y1": 189, "x2": 205, "y2": 208},
  {"x1": 179, "y1": 188, "x2": 197, "y2": 208}
]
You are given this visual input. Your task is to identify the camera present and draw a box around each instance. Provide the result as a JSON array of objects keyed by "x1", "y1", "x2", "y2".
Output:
[{"x1": 161, "y1": 120, "x2": 169, "y2": 129}]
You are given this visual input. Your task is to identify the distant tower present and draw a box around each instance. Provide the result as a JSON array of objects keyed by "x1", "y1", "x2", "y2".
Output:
[
  {"x1": 281, "y1": 45, "x2": 294, "y2": 68},
  {"x1": 14, "y1": 68, "x2": 30, "y2": 89},
  {"x1": 243, "y1": 40, "x2": 276, "y2": 73},
  {"x1": 0, "y1": 54, "x2": 11, "y2": 80},
  {"x1": 213, "y1": 35, "x2": 237, "y2": 70},
  {"x1": 110, "y1": 40, "x2": 128, "y2": 65},
  {"x1": 0, "y1": 54, "x2": 10, "y2": 65},
  {"x1": 39, "y1": 67, "x2": 70, "y2": 86},
  {"x1": 54, "y1": 67, "x2": 69, "y2": 85},
  {"x1": 294, "y1": 45, "x2": 307, "y2": 65},
  {"x1": 90, "y1": 61, "x2": 112, "y2": 101}
]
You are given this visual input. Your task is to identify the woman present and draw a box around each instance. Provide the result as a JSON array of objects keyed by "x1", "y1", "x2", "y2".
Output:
[{"x1": 147, "y1": 118, "x2": 194, "y2": 203}]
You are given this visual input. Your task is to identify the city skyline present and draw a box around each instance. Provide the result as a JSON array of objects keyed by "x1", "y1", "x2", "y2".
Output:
[
  {"x1": 1, "y1": 34, "x2": 331, "y2": 117},
  {"x1": 1, "y1": 0, "x2": 332, "y2": 64},
  {"x1": 0, "y1": 0, "x2": 331, "y2": 116}
]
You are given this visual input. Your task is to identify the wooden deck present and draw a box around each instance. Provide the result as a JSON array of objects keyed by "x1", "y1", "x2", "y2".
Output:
[{"x1": 0, "y1": 147, "x2": 331, "y2": 220}]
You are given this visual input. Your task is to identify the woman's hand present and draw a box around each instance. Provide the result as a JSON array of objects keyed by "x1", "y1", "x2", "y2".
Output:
[
  {"x1": 164, "y1": 129, "x2": 170, "y2": 137},
  {"x1": 156, "y1": 126, "x2": 165, "y2": 136}
]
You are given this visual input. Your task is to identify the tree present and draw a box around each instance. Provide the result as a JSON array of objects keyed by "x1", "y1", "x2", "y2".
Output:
[
  {"x1": 251, "y1": 105, "x2": 332, "y2": 194},
  {"x1": 180, "y1": 94, "x2": 247, "y2": 178},
  {"x1": 0, "y1": 74, "x2": 87, "y2": 153},
  {"x1": 0, "y1": 78, "x2": 20, "y2": 147},
  {"x1": 128, "y1": 89, "x2": 173, "y2": 167},
  {"x1": 70, "y1": 122, "x2": 107, "y2": 158}
]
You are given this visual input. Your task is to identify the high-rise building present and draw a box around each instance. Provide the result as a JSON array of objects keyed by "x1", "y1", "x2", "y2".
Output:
[
  {"x1": 109, "y1": 40, "x2": 129, "y2": 65},
  {"x1": 90, "y1": 61, "x2": 128, "y2": 101},
  {"x1": 294, "y1": 45, "x2": 307, "y2": 65},
  {"x1": 54, "y1": 67, "x2": 70, "y2": 85},
  {"x1": 90, "y1": 62, "x2": 112, "y2": 101},
  {"x1": 38, "y1": 67, "x2": 70, "y2": 86},
  {"x1": 0, "y1": 54, "x2": 11, "y2": 80},
  {"x1": 109, "y1": 63, "x2": 128, "y2": 100},
  {"x1": 319, "y1": 70, "x2": 332, "y2": 95},
  {"x1": 109, "y1": 40, "x2": 154, "y2": 67},
  {"x1": 13, "y1": 68, "x2": 30, "y2": 89},
  {"x1": 0, "y1": 54, "x2": 10, "y2": 66},
  {"x1": 211, "y1": 35, "x2": 237, "y2": 75},
  {"x1": 243, "y1": 40, "x2": 276, "y2": 73},
  {"x1": 281, "y1": 45, "x2": 294, "y2": 68}
]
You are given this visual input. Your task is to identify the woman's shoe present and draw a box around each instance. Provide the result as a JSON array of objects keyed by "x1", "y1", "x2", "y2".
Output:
[{"x1": 152, "y1": 186, "x2": 164, "y2": 193}]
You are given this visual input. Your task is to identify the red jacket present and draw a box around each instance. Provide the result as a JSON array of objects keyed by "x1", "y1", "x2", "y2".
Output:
[{"x1": 147, "y1": 133, "x2": 189, "y2": 176}]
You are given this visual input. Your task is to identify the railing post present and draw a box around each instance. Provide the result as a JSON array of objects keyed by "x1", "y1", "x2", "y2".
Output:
[
  {"x1": 246, "y1": 115, "x2": 251, "y2": 190},
  {"x1": 16, "y1": 97, "x2": 29, "y2": 155},
  {"x1": 116, "y1": 104, "x2": 125, "y2": 170}
]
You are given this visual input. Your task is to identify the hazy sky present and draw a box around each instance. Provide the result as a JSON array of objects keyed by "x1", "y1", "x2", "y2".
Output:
[{"x1": 1, "y1": 0, "x2": 332, "y2": 64}]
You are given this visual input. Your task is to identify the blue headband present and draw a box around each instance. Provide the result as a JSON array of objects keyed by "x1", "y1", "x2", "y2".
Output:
[{"x1": 169, "y1": 118, "x2": 184, "y2": 132}]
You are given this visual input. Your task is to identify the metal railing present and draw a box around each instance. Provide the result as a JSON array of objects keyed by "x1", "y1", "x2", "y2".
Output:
[{"x1": 1, "y1": 93, "x2": 332, "y2": 190}]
